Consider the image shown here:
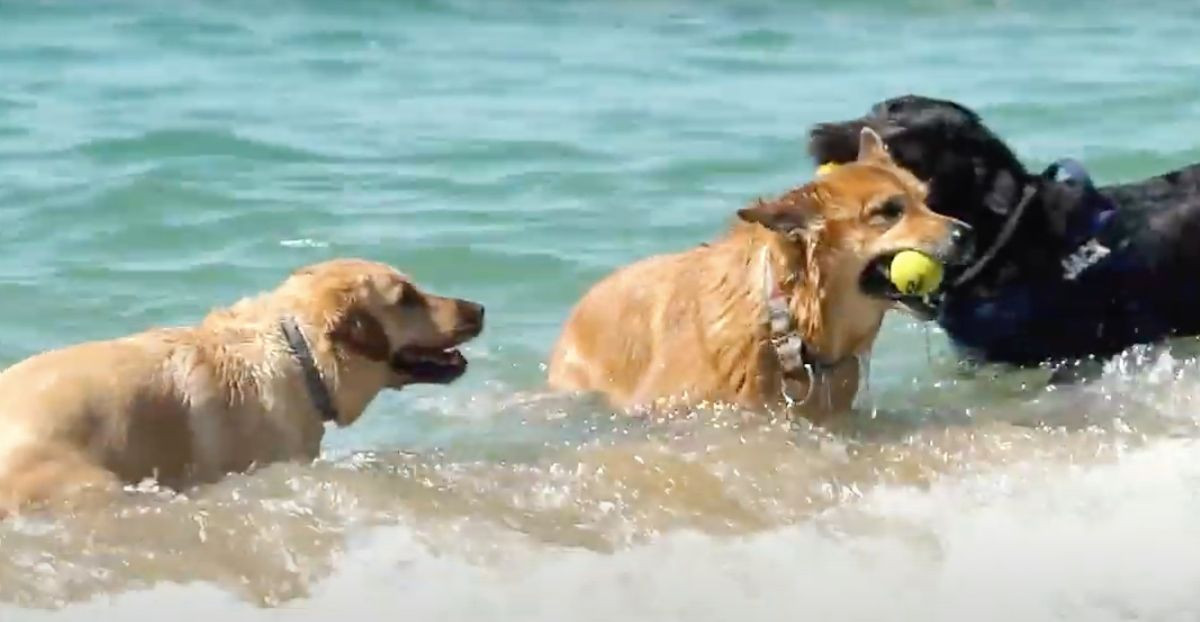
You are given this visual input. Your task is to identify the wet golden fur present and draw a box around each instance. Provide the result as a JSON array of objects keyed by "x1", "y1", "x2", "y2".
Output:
[
  {"x1": 548, "y1": 130, "x2": 964, "y2": 420},
  {"x1": 0, "y1": 259, "x2": 483, "y2": 515}
]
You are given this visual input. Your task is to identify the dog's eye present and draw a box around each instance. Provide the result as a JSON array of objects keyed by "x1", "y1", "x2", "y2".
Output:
[{"x1": 869, "y1": 196, "x2": 906, "y2": 225}]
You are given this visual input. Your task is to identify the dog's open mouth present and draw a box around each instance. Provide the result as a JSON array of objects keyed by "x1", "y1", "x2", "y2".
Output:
[
  {"x1": 860, "y1": 252, "x2": 907, "y2": 300},
  {"x1": 859, "y1": 251, "x2": 942, "y2": 320},
  {"x1": 390, "y1": 346, "x2": 468, "y2": 384}
]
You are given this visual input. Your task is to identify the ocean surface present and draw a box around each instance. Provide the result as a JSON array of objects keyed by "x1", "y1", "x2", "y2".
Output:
[{"x1": 3, "y1": 1, "x2": 1200, "y2": 620}]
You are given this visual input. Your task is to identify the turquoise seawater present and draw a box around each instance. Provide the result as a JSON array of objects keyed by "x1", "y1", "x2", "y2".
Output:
[{"x1": 4, "y1": 1, "x2": 1200, "y2": 619}]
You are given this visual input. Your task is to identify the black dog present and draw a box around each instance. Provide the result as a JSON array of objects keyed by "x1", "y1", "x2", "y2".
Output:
[{"x1": 809, "y1": 95, "x2": 1200, "y2": 366}]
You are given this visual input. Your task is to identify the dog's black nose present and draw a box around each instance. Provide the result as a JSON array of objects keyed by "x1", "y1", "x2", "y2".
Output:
[
  {"x1": 456, "y1": 300, "x2": 485, "y2": 335},
  {"x1": 945, "y1": 222, "x2": 975, "y2": 265}
]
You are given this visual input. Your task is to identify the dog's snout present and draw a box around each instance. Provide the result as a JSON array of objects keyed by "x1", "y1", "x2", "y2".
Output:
[{"x1": 456, "y1": 300, "x2": 485, "y2": 336}]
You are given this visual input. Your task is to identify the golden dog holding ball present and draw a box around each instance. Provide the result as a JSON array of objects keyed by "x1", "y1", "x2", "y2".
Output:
[{"x1": 548, "y1": 129, "x2": 972, "y2": 421}]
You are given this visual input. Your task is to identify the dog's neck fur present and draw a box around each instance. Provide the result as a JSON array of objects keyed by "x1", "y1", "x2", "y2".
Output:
[
  {"x1": 191, "y1": 291, "x2": 388, "y2": 432},
  {"x1": 711, "y1": 221, "x2": 884, "y2": 381}
]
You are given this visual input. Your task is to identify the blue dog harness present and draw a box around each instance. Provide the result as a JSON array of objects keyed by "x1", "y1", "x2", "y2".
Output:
[
  {"x1": 937, "y1": 159, "x2": 1148, "y2": 364},
  {"x1": 1045, "y1": 159, "x2": 1118, "y2": 276}
]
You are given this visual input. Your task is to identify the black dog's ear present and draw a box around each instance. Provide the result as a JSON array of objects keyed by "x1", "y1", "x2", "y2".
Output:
[
  {"x1": 983, "y1": 169, "x2": 1021, "y2": 216},
  {"x1": 857, "y1": 128, "x2": 895, "y2": 165},
  {"x1": 808, "y1": 121, "x2": 867, "y2": 165},
  {"x1": 738, "y1": 192, "x2": 821, "y2": 238}
]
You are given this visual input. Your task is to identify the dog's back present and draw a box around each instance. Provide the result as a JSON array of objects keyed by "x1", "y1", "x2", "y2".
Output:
[
  {"x1": 548, "y1": 239, "x2": 765, "y2": 408},
  {"x1": 0, "y1": 334, "x2": 191, "y2": 509}
]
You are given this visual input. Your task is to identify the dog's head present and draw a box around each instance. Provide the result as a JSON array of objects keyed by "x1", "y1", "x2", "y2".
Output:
[
  {"x1": 739, "y1": 128, "x2": 973, "y2": 316},
  {"x1": 285, "y1": 259, "x2": 484, "y2": 391},
  {"x1": 808, "y1": 95, "x2": 1029, "y2": 256}
]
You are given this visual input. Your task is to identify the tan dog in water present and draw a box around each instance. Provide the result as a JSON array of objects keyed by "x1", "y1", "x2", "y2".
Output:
[
  {"x1": 0, "y1": 259, "x2": 484, "y2": 514},
  {"x1": 548, "y1": 129, "x2": 971, "y2": 420}
]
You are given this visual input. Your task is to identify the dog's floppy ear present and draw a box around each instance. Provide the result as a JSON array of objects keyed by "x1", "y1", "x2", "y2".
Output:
[
  {"x1": 741, "y1": 192, "x2": 826, "y2": 340},
  {"x1": 330, "y1": 307, "x2": 390, "y2": 362},
  {"x1": 856, "y1": 127, "x2": 894, "y2": 165},
  {"x1": 737, "y1": 192, "x2": 821, "y2": 239}
]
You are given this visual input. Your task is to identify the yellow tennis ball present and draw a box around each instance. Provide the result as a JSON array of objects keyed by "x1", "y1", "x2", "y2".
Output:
[
  {"x1": 889, "y1": 250, "x2": 943, "y2": 296},
  {"x1": 815, "y1": 162, "x2": 839, "y2": 177}
]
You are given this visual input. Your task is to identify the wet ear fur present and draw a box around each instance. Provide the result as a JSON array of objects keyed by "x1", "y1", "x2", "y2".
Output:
[
  {"x1": 329, "y1": 306, "x2": 390, "y2": 362},
  {"x1": 737, "y1": 192, "x2": 822, "y2": 239},
  {"x1": 738, "y1": 192, "x2": 826, "y2": 343}
]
